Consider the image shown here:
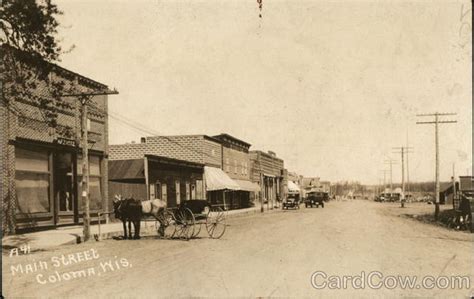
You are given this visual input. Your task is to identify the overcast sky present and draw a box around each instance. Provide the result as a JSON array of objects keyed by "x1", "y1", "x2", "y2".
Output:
[{"x1": 55, "y1": 0, "x2": 471, "y2": 184}]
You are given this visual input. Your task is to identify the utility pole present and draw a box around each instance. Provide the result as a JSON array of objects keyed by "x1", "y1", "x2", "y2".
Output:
[
  {"x1": 63, "y1": 89, "x2": 118, "y2": 241},
  {"x1": 379, "y1": 169, "x2": 389, "y2": 197},
  {"x1": 384, "y1": 159, "x2": 397, "y2": 198},
  {"x1": 81, "y1": 96, "x2": 90, "y2": 241},
  {"x1": 406, "y1": 131, "x2": 411, "y2": 199},
  {"x1": 452, "y1": 163, "x2": 456, "y2": 210},
  {"x1": 416, "y1": 112, "x2": 457, "y2": 220},
  {"x1": 393, "y1": 146, "x2": 413, "y2": 207}
]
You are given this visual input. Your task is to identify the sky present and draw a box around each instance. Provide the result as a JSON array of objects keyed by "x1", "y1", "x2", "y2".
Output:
[{"x1": 54, "y1": 0, "x2": 472, "y2": 184}]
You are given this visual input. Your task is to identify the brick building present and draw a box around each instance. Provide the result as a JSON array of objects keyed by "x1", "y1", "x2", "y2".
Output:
[
  {"x1": 109, "y1": 154, "x2": 204, "y2": 208},
  {"x1": 212, "y1": 134, "x2": 260, "y2": 209},
  {"x1": 109, "y1": 135, "x2": 222, "y2": 167},
  {"x1": 1, "y1": 61, "x2": 112, "y2": 233},
  {"x1": 249, "y1": 150, "x2": 285, "y2": 210},
  {"x1": 109, "y1": 134, "x2": 256, "y2": 210}
]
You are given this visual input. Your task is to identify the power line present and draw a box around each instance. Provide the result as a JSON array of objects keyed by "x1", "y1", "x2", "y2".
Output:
[{"x1": 87, "y1": 101, "x2": 218, "y2": 161}]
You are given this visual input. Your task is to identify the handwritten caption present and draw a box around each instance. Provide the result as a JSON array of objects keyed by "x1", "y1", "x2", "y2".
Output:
[{"x1": 9, "y1": 245, "x2": 132, "y2": 285}]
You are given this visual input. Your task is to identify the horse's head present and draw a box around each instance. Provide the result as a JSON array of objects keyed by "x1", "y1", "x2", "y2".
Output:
[{"x1": 113, "y1": 194, "x2": 125, "y2": 218}]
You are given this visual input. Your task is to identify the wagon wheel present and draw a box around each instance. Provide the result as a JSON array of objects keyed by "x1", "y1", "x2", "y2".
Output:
[
  {"x1": 155, "y1": 209, "x2": 176, "y2": 239},
  {"x1": 173, "y1": 207, "x2": 195, "y2": 240},
  {"x1": 192, "y1": 222, "x2": 202, "y2": 238},
  {"x1": 192, "y1": 205, "x2": 210, "y2": 238},
  {"x1": 206, "y1": 207, "x2": 226, "y2": 239}
]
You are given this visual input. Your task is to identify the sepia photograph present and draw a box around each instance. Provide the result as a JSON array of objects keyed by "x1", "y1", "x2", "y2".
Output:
[{"x1": 1, "y1": 0, "x2": 472, "y2": 297}]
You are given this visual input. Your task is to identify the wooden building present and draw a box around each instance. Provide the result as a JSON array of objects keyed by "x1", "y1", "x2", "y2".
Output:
[
  {"x1": 249, "y1": 150, "x2": 285, "y2": 210},
  {"x1": 109, "y1": 155, "x2": 205, "y2": 208}
]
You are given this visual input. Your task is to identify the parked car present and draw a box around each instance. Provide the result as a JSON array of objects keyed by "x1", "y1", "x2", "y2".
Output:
[
  {"x1": 305, "y1": 191, "x2": 326, "y2": 208},
  {"x1": 282, "y1": 195, "x2": 300, "y2": 210}
]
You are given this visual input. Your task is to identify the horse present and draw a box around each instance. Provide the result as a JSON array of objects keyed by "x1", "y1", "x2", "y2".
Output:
[
  {"x1": 113, "y1": 195, "x2": 167, "y2": 239},
  {"x1": 113, "y1": 195, "x2": 142, "y2": 239}
]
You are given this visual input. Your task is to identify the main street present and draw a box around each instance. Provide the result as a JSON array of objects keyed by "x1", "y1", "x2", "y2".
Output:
[{"x1": 3, "y1": 201, "x2": 473, "y2": 298}]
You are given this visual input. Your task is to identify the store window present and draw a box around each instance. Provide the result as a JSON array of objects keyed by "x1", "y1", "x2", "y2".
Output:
[
  {"x1": 185, "y1": 181, "x2": 190, "y2": 200},
  {"x1": 191, "y1": 184, "x2": 196, "y2": 199},
  {"x1": 15, "y1": 148, "x2": 51, "y2": 214},
  {"x1": 78, "y1": 155, "x2": 103, "y2": 210},
  {"x1": 175, "y1": 181, "x2": 181, "y2": 205},
  {"x1": 196, "y1": 180, "x2": 203, "y2": 199},
  {"x1": 162, "y1": 184, "x2": 167, "y2": 202},
  {"x1": 155, "y1": 181, "x2": 162, "y2": 199}
]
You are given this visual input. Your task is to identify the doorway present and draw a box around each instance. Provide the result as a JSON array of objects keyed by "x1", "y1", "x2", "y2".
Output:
[{"x1": 53, "y1": 152, "x2": 76, "y2": 225}]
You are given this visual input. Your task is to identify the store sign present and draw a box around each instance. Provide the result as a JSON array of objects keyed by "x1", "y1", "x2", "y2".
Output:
[{"x1": 55, "y1": 137, "x2": 77, "y2": 147}]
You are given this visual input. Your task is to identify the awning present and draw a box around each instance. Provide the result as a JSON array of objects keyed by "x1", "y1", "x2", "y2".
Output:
[
  {"x1": 108, "y1": 159, "x2": 145, "y2": 182},
  {"x1": 204, "y1": 166, "x2": 240, "y2": 191},
  {"x1": 234, "y1": 179, "x2": 261, "y2": 192},
  {"x1": 288, "y1": 181, "x2": 300, "y2": 193}
]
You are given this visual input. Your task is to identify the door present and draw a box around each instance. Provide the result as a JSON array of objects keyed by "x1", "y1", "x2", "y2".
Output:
[{"x1": 53, "y1": 152, "x2": 75, "y2": 225}]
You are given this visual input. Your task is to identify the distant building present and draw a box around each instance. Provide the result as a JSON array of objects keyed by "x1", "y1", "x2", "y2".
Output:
[
  {"x1": 283, "y1": 170, "x2": 303, "y2": 200},
  {"x1": 301, "y1": 177, "x2": 321, "y2": 198},
  {"x1": 212, "y1": 134, "x2": 259, "y2": 209},
  {"x1": 249, "y1": 150, "x2": 284, "y2": 209},
  {"x1": 439, "y1": 182, "x2": 458, "y2": 206}
]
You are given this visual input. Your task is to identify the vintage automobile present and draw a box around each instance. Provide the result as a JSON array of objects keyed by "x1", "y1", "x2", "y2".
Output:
[
  {"x1": 282, "y1": 194, "x2": 300, "y2": 210},
  {"x1": 305, "y1": 191, "x2": 327, "y2": 208}
]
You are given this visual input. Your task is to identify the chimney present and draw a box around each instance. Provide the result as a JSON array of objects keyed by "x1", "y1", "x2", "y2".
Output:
[{"x1": 141, "y1": 137, "x2": 147, "y2": 143}]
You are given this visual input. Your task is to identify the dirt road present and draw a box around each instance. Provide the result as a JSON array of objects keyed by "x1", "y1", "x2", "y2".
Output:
[{"x1": 3, "y1": 201, "x2": 473, "y2": 297}]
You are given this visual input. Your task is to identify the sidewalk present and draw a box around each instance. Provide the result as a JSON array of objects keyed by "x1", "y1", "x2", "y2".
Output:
[{"x1": 2, "y1": 206, "x2": 276, "y2": 252}]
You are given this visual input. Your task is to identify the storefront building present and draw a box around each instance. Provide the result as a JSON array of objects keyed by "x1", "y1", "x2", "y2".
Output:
[
  {"x1": 249, "y1": 150, "x2": 285, "y2": 210},
  {"x1": 108, "y1": 155, "x2": 204, "y2": 208},
  {"x1": 109, "y1": 134, "x2": 260, "y2": 210},
  {"x1": 1, "y1": 64, "x2": 112, "y2": 234},
  {"x1": 283, "y1": 169, "x2": 303, "y2": 201},
  {"x1": 212, "y1": 134, "x2": 260, "y2": 209}
]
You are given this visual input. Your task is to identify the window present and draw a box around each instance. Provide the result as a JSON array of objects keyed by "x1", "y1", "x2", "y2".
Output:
[
  {"x1": 234, "y1": 160, "x2": 237, "y2": 174},
  {"x1": 241, "y1": 161, "x2": 244, "y2": 175},
  {"x1": 191, "y1": 184, "x2": 196, "y2": 199},
  {"x1": 226, "y1": 158, "x2": 230, "y2": 172},
  {"x1": 162, "y1": 184, "x2": 167, "y2": 202},
  {"x1": 154, "y1": 181, "x2": 162, "y2": 199},
  {"x1": 15, "y1": 148, "x2": 51, "y2": 214},
  {"x1": 196, "y1": 180, "x2": 203, "y2": 199},
  {"x1": 185, "y1": 181, "x2": 190, "y2": 200},
  {"x1": 78, "y1": 155, "x2": 102, "y2": 210},
  {"x1": 175, "y1": 181, "x2": 181, "y2": 205}
]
